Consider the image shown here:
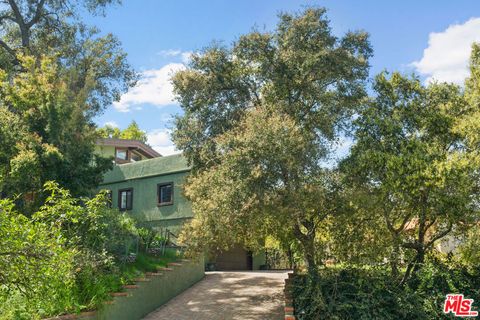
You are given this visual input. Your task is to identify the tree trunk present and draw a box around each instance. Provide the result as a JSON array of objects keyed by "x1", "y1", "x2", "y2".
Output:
[
  {"x1": 294, "y1": 222, "x2": 318, "y2": 277},
  {"x1": 304, "y1": 236, "x2": 317, "y2": 276},
  {"x1": 390, "y1": 243, "x2": 399, "y2": 279}
]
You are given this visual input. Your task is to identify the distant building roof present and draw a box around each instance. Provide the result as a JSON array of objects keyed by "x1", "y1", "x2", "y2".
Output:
[
  {"x1": 96, "y1": 138, "x2": 161, "y2": 158},
  {"x1": 100, "y1": 153, "x2": 190, "y2": 185}
]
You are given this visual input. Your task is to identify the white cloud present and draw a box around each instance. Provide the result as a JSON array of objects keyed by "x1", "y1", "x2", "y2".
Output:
[
  {"x1": 181, "y1": 52, "x2": 193, "y2": 64},
  {"x1": 147, "y1": 128, "x2": 180, "y2": 156},
  {"x1": 153, "y1": 145, "x2": 178, "y2": 156},
  {"x1": 158, "y1": 49, "x2": 192, "y2": 64},
  {"x1": 113, "y1": 63, "x2": 185, "y2": 112},
  {"x1": 412, "y1": 17, "x2": 480, "y2": 84},
  {"x1": 158, "y1": 49, "x2": 183, "y2": 57},
  {"x1": 104, "y1": 121, "x2": 118, "y2": 128}
]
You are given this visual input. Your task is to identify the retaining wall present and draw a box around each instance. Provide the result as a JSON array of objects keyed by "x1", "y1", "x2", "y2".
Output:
[
  {"x1": 46, "y1": 258, "x2": 204, "y2": 320},
  {"x1": 97, "y1": 258, "x2": 204, "y2": 320}
]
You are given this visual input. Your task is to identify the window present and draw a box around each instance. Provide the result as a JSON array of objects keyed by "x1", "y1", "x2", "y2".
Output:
[
  {"x1": 131, "y1": 152, "x2": 142, "y2": 162},
  {"x1": 157, "y1": 182, "x2": 173, "y2": 206},
  {"x1": 118, "y1": 188, "x2": 133, "y2": 211},
  {"x1": 116, "y1": 148, "x2": 128, "y2": 160}
]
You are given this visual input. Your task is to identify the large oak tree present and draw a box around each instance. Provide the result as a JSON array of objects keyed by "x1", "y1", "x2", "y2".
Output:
[{"x1": 173, "y1": 8, "x2": 372, "y2": 273}]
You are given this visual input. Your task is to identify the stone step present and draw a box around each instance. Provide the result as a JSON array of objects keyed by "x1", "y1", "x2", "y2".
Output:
[
  {"x1": 167, "y1": 262, "x2": 183, "y2": 267},
  {"x1": 157, "y1": 267, "x2": 173, "y2": 271},
  {"x1": 123, "y1": 284, "x2": 139, "y2": 289},
  {"x1": 145, "y1": 272, "x2": 163, "y2": 277},
  {"x1": 110, "y1": 292, "x2": 128, "y2": 297}
]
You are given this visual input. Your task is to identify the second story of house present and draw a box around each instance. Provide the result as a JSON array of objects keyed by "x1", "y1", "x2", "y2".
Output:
[
  {"x1": 95, "y1": 138, "x2": 161, "y2": 164},
  {"x1": 98, "y1": 153, "x2": 192, "y2": 231}
]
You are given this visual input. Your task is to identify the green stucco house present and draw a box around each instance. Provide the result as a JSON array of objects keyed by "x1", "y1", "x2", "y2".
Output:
[
  {"x1": 97, "y1": 138, "x2": 266, "y2": 270},
  {"x1": 99, "y1": 153, "x2": 192, "y2": 233}
]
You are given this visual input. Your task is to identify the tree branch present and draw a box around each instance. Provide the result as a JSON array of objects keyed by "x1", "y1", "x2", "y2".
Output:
[
  {"x1": 426, "y1": 222, "x2": 453, "y2": 249},
  {"x1": 7, "y1": 0, "x2": 30, "y2": 47},
  {"x1": 0, "y1": 38, "x2": 16, "y2": 57},
  {"x1": 26, "y1": 0, "x2": 47, "y2": 28}
]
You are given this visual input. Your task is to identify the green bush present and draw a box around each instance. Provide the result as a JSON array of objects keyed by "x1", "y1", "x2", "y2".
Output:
[
  {"x1": 293, "y1": 268, "x2": 424, "y2": 320},
  {"x1": 35, "y1": 182, "x2": 139, "y2": 263},
  {"x1": 0, "y1": 182, "x2": 163, "y2": 319},
  {"x1": 0, "y1": 198, "x2": 76, "y2": 319},
  {"x1": 293, "y1": 256, "x2": 480, "y2": 320}
]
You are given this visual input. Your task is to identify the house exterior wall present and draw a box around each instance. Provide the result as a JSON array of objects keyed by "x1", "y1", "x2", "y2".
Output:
[
  {"x1": 100, "y1": 170, "x2": 192, "y2": 233},
  {"x1": 95, "y1": 145, "x2": 116, "y2": 159},
  {"x1": 98, "y1": 153, "x2": 266, "y2": 270},
  {"x1": 95, "y1": 144, "x2": 150, "y2": 164}
]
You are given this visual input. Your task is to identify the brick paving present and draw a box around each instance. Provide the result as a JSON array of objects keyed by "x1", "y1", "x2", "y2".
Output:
[{"x1": 143, "y1": 271, "x2": 289, "y2": 320}]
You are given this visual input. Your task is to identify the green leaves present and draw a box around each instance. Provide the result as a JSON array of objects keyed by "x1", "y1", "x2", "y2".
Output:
[
  {"x1": 0, "y1": 196, "x2": 76, "y2": 317},
  {"x1": 174, "y1": 8, "x2": 372, "y2": 273},
  {"x1": 97, "y1": 120, "x2": 148, "y2": 143},
  {"x1": 172, "y1": 8, "x2": 372, "y2": 170},
  {"x1": 0, "y1": 55, "x2": 113, "y2": 206},
  {"x1": 0, "y1": 181, "x2": 141, "y2": 317},
  {"x1": 342, "y1": 71, "x2": 479, "y2": 280}
]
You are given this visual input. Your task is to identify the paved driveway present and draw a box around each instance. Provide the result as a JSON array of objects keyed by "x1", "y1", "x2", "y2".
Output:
[{"x1": 143, "y1": 271, "x2": 288, "y2": 320}]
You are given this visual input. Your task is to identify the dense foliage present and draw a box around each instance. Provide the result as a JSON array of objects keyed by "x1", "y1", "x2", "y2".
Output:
[
  {"x1": 173, "y1": 7, "x2": 480, "y2": 320},
  {"x1": 97, "y1": 120, "x2": 148, "y2": 143},
  {"x1": 293, "y1": 255, "x2": 480, "y2": 320},
  {"x1": 339, "y1": 72, "x2": 479, "y2": 283},
  {"x1": 0, "y1": 56, "x2": 114, "y2": 209},
  {"x1": 175, "y1": 8, "x2": 372, "y2": 273},
  {"x1": 0, "y1": 0, "x2": 135, "y2": 208},
  {"x1": 0, "y1": 182, "x2": 176, "y2": 319}
]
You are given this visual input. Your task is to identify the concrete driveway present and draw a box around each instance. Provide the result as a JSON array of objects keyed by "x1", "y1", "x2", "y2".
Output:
[{"x1": 143, "y1": 271, "x2": 288, "y2": 320}]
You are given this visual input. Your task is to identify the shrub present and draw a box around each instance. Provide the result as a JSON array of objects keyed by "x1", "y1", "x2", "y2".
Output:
[
  {"x1": 293, "y1": 256, "x2": 480, "y2": 320},
  {"x1": 0, "y1": 198, "x2": 76, "y2": 319},
  {"x1": 293, "y1": 268, "x2": 424, "y2": 320},
  {"x1": 34, "y1": 182, "x2": 138, "y2": 264},
  {"x1": 0, "y1": 182, "x2": 142, "y2": 318}
]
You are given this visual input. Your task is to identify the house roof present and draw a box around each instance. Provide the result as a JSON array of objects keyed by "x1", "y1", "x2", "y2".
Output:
[
  {"x1": 100, "y1": 153, "x2": 190, "y2": 185},
  {"x1": 96, "y1": 138, "x2": 161, "y2": 158}
]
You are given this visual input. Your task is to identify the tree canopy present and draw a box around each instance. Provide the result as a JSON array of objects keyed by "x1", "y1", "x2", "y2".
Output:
[
  {"x1": 172, "y1": 8, "x2": 372, "y2": 171},
  {"x1": 173, "y1": 8, "x2": 480, "y2": 280},
  {"x1": 97, "y1": 120, "x2": 148, "y2": 143},
  {"x1": 340, "y1": 71, "x2": 479, "y2": 282},
  {"x1": 174, "y1": 8, "x2": 372, "y2": 273},
  {"x1": 0, "y1": 56, "x2": 114, "y2": 207},
  {"x1": 0, "y1": 0, "x2": 135, "y2": 205}
]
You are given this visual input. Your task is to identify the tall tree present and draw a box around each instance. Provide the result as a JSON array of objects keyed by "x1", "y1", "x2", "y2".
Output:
[
  {"x1": 173, "y1": 8, "x2": 372, "y2": 273},
  {"x1": 0, "y1": 56, "x2": 112, "y2": 206},
  {"x1": 97, "y1": 120, "x2": 147, "y2": 143},
  {"x1": 180, "y1": 107, "x2": 346, "y2": 274},
  {"x1": 0, "y1": 0, "x2": 136, "y2": 203},
  {"x1": 0, "y1": 0, "x2": 136, "y2": 114},
  {"x1": 341, "y1": 72, "x2": 479, "y2": 283}
]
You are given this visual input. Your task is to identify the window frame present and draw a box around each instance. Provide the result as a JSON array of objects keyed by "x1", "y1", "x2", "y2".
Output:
[
  {"x1": 131, "y1": 152, "x2": 142, "y2": 162},
  {"x1": 115, "y1": 147, "x2": 129, "y2": 161},
  {"x1": 118, "y1": 188, "x2": 133, "y2": 211},
  {"x1": 157, "y1": 182, "x2": 174, "y2": 207}
]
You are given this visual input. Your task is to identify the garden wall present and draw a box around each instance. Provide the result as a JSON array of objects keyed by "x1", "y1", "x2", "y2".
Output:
[{"x1": 97, "y1": 258, "x2": 204, "y2": 320}]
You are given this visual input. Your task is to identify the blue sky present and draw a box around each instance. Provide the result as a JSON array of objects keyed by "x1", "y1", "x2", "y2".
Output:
[{"x1": 88, "y1": 0, "x2": 480, "y2": 155}]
